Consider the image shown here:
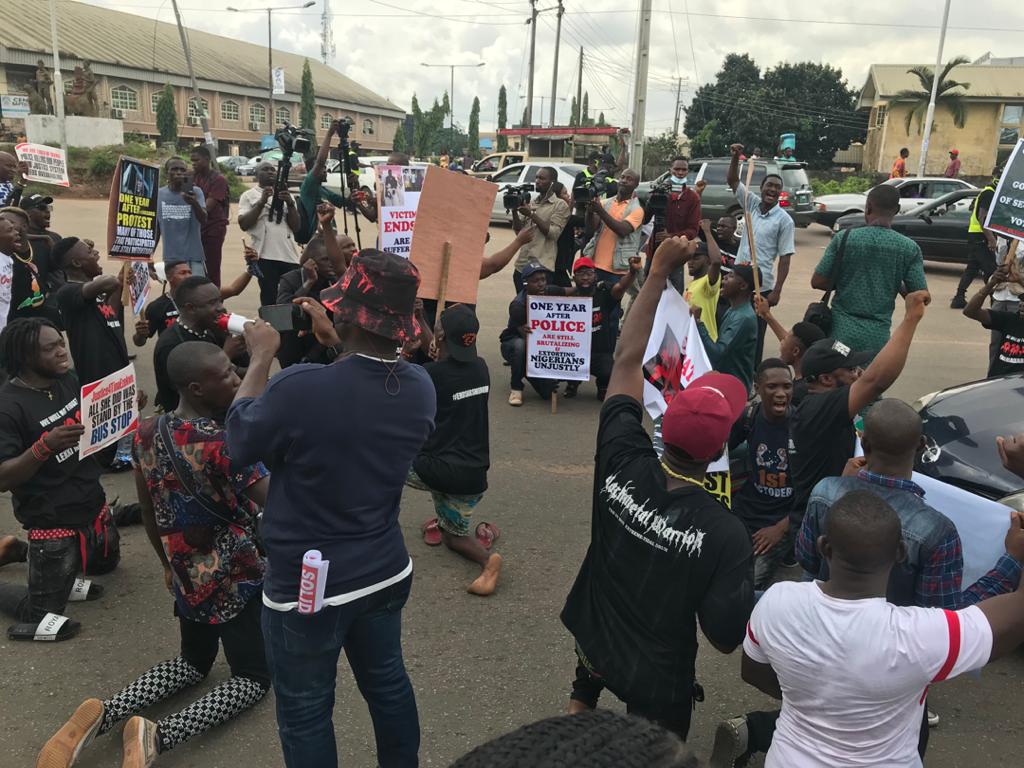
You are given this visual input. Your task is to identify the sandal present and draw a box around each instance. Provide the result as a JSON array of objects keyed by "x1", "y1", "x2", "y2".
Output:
[
  {"x1": 476, "y1": 522, "x2": 501, "y2": 550},
  {"x1": 421, "y1": 517, "x2": 442, "y2": 546}
]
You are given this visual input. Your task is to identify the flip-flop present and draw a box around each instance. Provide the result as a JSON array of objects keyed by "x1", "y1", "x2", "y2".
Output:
[
  {"x1": 476, "y1": 522, "x2": 501, "y2": 550},
  {"x1": 421, "y1": 517, "x2": 442, "y2": 546}
]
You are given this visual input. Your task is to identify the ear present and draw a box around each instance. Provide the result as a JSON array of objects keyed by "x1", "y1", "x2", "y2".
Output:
[
  {"x1": 817, "y1": 534, "x2": 831, "y2": 561},
  {"x1": 187, "y1": 381, "x2": 203, "y2": 400},
  {"x1": 896, "y1": 539, "x2": 908, "y2": 564},
  {"x1": 861, "y1": 435, "x2": 872, "y2": 456}
]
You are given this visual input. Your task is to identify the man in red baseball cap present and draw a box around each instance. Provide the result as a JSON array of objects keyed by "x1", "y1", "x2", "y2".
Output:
[
  {"x1": 561, "y1": 234, "x2": 754, "y2": 740},
  {"x1": 944, "y1": 149, "x2": 961, "y2": 178}
]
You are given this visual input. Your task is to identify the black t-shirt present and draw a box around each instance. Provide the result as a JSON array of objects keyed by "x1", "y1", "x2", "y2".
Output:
[
  {"x1": 144, "y1": 293, "x2": 179, "y2": 337},
  {"x1": 790, "y1": 385, "x2": 854, "y2": 518},
  {"x1": 0, "y1": 374, "x2": 104, "y2": 529},
  {"x1": 581, "y1": 283, "x2": 618, "y2": 354},
  {"x1": 55, "y1": 282, "x2": 129, "y2": 386},
  {"x1": 499, "y1": 286, "x2": 563, "y2": 342},
  {"x1": 413, "y1": 356, "x2": 490, "y2": 495},
  {"x1": 730, "y1": 405, "x2": 793, "y2": 531},
  {"x1": 154, "y1": 323, "x2": 211, "y2": 412},
  {"x1": 984, "y1": 310, "x2": 1024, "y2": 377},
  {"x1": 276, "y1": 270, "x2": 333, "y2": 367},
  {"x1": 560, "y1": 396, "x2": 753, "y2": 705}
]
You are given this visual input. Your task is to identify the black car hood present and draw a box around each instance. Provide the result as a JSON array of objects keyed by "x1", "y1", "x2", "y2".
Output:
[{"x1": 915, "y1": 376, "x2": 1024, "y2": 500}]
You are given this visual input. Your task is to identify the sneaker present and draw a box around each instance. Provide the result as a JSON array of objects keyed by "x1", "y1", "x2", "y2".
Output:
[
  {"x1": 121, "y1": 716, "x2": 159, "y2": 768},
  {"x1": 508, "y1": 390, "x2": 523, "y2": 407},
  {"x1": 709, "y1": 715, "x2": 750, "y2": 768},
  {"x1": 927, "y1": 709, "x2": 940, "y2": 728},
  {"x1": 563, "y1": 382, "x2": 580, "y2": 399},
  {"x1": 949, "y1": 296, "x2": 967, "y2": 309},
  {"x1": 36, "y1": 698, "x2": 104, "y2": 768}
]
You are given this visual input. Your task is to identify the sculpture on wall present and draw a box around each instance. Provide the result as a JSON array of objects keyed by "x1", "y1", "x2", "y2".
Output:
[
  {"x1": 63, "y1": 63, "x2": 100, "y2": 117},
  {"x1": 23, "y1": 59, "x2": 54, "y2": 115}
]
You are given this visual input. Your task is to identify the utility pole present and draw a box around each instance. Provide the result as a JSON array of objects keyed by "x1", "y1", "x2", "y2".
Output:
[
  {"x1": 549, "y1": 0, "x2": 564, "y2": 128},
  {"x1": 918, "y1": 0, "x2": 951, "y2": 176},
  {"x1": 320, "y1": 0, "x2": 335, "y2": 65},
  {"x1": 672, "y1": 76, "x2": 683, "y2": 136},
  {"x1": 575, "y1": 46, "x2": 583, "y2": 127},
  {"x1": 526, "y1": 0, "x2": 537, "y2": 127},
  {"x1": 630, "y1": 0, "x2": 652, "y2": 176},
  {"x1": 170, "y1": 0, "x2": 214, "y2": 150},
  {"x1": 47, "y1": 0, "x2": 67, "y2": 155},
  {"x1": 267, "y1": 9, "x2": 275, "y2": 130}
]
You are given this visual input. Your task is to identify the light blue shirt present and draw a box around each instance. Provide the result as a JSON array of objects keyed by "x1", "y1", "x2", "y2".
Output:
[{"x1": 734, "y1": 182, "x2": 796, "y2": 291}]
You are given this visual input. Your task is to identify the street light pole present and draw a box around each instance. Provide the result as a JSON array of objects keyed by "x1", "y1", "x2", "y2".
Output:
[
  {"x1": 228, "y1": 2, "x2": 314, "y2": 135},
  {"x1": 170, "y1": 0, "x2": 214, "y2": 151},
  {"x1": 918, "y1": 0, "x2": 951, "y2": 176},
  {"x1": 47, "y1": 0, "x2": 67, "y2": 156},
  {"x1": 420, "y1": 61, "x2": 485, "y2": 152}
]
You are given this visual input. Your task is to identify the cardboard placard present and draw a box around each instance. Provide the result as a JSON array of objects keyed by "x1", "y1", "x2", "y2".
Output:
[
  {"x1": 78, "y1": 363, "x2": 139, "y2": 458},
  {"x1": 985, "y1": 138, "x2": 1024, "y2": 242},
  {"x1": 409, "y1": 166, "x2": 497, "y2": 305},
  {"x1": 107, "y1": 156, "x2": 159, "y2": 260},
  {"x1": 15, "y1": 142, "x2": 69, "y2": 187},
  {"x1": 526, "y1": 296, "x2": 593, "y2": 381}
]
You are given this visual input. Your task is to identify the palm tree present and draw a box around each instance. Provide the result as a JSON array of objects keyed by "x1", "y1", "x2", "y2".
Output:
[{"x1": 893, "y1": 55, "x2": 971, "y2": 135}]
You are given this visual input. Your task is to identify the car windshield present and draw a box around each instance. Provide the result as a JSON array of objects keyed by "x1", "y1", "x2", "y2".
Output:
[
  {"x1": 780, "y1": 167, "x2": 810, "y2": 191},
  {"x1": 921, "y1": 190, "x2": 977, "y2": 213},
  {"x1": 926, "y1": 376, "x2": 1024, "y2": 444}
]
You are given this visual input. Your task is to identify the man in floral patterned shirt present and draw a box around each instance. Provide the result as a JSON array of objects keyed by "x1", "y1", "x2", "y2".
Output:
[{"x1": 37, "y1": 341, "x2": 270, "y2": 768}]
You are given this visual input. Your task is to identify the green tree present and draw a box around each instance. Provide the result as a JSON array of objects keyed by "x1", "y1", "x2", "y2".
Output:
[
  {"x1": 497, "y1": 85, "x2": 508, "y2": 151},
  {"x1": 156, "y1": 83, "x2": 177, "y2": 145},
  {"x1": 569, "y1": 95, "x2": 579, "y2": 127},
  {"x1": 413, "y1": 97, "x2": 447, "y2": 156},
  {"x1": 597, "y1": 111, "x2": 607, "y2": 127},
  {"x1": 467, "y1": 96, "x2": 480, "y2": 159},
  {"x1": 643, "y1": 131, "x2": 681, "y2": 176},
  {"x1": 892, "y1": 55, "x2": 971, "y2": 134},
  {"x1": 581, "y1": 91, "x2": 590, "y2": 126},
  {"x1": 299, "y1": 59, "x2": 316, "y2": 130},
  {"x1": 393, "y1": 122, "x2": 406, "y2": 153}
]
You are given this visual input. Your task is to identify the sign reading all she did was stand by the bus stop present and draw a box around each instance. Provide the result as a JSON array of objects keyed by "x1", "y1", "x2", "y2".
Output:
[{"x1": 527, "y1": 296, "x2": 592, "y2": 381}]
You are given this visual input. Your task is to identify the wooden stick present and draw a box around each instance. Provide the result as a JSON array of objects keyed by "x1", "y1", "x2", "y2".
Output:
[
  {"x1": 429, "y1": 242, "x2": 452, "y2": 358},
  {"x1": 742, "y1": 158, "x2": 761, "y2": 295},
  {"x1": 551, "y1": 390, "x2": 558, "y2": 414}
]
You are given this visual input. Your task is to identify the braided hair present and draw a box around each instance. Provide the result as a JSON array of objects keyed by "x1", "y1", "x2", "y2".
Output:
[
  {"x1": 0, "y1": 317, "x2": 59, "y2": 378},
  {"x1": 450, "y1": 710, "x2": 699, "y2": 768}
]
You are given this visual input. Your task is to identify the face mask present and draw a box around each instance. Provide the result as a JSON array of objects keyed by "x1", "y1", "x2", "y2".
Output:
[{"x1": 671, "y1": 175, "x2": 690, "y2": 188}]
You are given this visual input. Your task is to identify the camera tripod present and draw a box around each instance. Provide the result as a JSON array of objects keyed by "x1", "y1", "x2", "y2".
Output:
[{"x1": 334, "y1": 121, "x2": 363, "y2": 251}]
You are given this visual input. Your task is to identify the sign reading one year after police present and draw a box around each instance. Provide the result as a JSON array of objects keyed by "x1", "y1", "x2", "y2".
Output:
[
  {"x1": 78, "y1": 364, "x2": 139, "y2": 459},
  {"x1": 986, "y1": 137, "x2": 1024, "y2": 243},
  {"x1": 527, "y1": 296, "x2": 592, "y2": 381}
]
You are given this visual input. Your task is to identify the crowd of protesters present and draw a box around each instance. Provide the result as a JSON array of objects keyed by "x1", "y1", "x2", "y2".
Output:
[{"x1": 1, "y1": 128, "x2": 1023, "y2": 768}]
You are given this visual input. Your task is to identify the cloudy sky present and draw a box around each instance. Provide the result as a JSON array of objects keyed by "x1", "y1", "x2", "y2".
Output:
[{"x1": 80, "y1": 0, "x2": 1023, "y2": 135}]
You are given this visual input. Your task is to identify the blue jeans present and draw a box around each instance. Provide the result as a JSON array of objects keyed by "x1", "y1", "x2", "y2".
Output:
[{"x1": 262, "y1": 576, "x2": 419, "y2": 768}]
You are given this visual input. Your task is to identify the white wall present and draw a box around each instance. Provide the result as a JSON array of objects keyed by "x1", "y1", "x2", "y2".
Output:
[{"x1": 25, "y1": 115, "x2": 124, "y2": 148}]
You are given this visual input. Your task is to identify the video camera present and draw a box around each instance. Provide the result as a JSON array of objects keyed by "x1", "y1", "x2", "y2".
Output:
[
  {"x1": 572, "y1": 171, "x2": 617, "y2": 213},
  {"x1": 503, "y1": 184, "x2": 533, "y2": 212},
  {"x1": 268, "y1": 121, "x2": 314, "y2": 223},
  {"x1": 645, "y1": 177, "x2": 674, "y2": 219}
]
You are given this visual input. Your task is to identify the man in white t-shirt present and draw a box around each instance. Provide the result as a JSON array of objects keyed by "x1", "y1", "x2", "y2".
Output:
[
  {"x1": 739, "y1": 489, "x2": 1024, "y2": 768},
  {"x1": 0, "y1": 216, "x2": 18, "y2": 341},
  {"x1": 237, "y1": 162, "x2": 300, "y2": 307}
]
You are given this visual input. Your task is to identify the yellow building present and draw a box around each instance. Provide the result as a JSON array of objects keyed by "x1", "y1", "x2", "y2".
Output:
[
  {"x1": 0, "y1": 0, "x2": 403, "y2": 155},
  {"x1": 858, "y1": 62, "x2": 1024, "y2": 177}
]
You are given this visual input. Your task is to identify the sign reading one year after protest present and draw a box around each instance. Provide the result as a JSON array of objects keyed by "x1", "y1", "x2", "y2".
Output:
[
  {"x1": 527, "y1": 296, "x2": 592, "y2": 381},
  {"x1": 986, "y1": 137, "x2": 1024, "y2": 242},
  {"x1": 78, "y1": 364, "x2": 139, "y2": 459},
  {"x1": 107, "y1": 156, "x2": 160, "y2": 259}
]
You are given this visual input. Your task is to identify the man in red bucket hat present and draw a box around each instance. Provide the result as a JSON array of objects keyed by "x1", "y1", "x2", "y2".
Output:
[
  {"x1": 561, "y1": 235, "x2": 754, "y2": 740},
  {"x1": 225, "y1": 248, "x2": 436, "y2": 768}
]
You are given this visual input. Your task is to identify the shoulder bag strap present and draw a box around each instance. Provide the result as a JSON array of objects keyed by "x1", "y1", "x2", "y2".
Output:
[{"x1": 822, "y1": 228, "x2": 851, "y2": 306}]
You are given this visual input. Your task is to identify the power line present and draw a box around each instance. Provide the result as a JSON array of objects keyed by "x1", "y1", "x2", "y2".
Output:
[{"x1": 666, "y1": 0, "x2": 680, "y2": 78}]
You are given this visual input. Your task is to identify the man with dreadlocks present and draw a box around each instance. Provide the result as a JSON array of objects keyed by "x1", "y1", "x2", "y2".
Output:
[
  {"x1": 0, "y1": 318, "x2": 109, "y2": 642},
  {"x1": 226, "y1": 248, "x2": 435, "y2": 768}
]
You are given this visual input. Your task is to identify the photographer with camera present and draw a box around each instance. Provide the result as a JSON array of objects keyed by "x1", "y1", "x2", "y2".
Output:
[
  {"x1": 581, "y1": 169, "x2": 645, "y2": 287},
  {"x1": 295, "y1": 119, "x2": 348, "y2": 246},
  {"x1": 237, "y1": 162, "x2": 300, "y2": 307},
  {"x1": 643, "y1": 156, "x2": 701, "y2": 294},
  {"x1": 510, "y1": 167, "x2": 570, "y2": 293}
]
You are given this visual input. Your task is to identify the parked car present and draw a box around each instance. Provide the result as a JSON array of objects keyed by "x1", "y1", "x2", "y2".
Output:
[
  {"x1": 236, "y1": 150, "x2": 306, "y2": 185},
  {"x1": 486, "y1": 162, "x2": 586, "y2": 223},
  {"x1": 914, "y1": 373, "x2": 1024, "y2": 506},
  {"x1": 467, "y1": 151, "x2": 528, "y2": 178},
  {"x1": 834, "y1": 188, "x2": 978, "y2": 263},
  {"x1": 637, "y1": 157, "x2": 815, "y2": 227},
  {"x1": 216, "y1": 155, "x2": 249, "y2": 173},
  {"x1": 815, "y1": 176, "x2": 976, "y2": 229}
]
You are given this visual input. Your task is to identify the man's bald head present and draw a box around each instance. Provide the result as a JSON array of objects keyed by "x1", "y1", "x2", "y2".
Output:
[
  {"x1": 863, "y1": 399, "x2": 922, "y2": 461},
  {"x1": 168, "y1": 341, "x2": 227, "y2": 392},
  {"x1": 824, "y1": 490, "x2": 903, "y2": 573}
]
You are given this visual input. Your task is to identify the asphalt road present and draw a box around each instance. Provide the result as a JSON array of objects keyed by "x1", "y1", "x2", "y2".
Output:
[{"x1": 2, "y1": 200, "x2": 1021, "y2": 767}]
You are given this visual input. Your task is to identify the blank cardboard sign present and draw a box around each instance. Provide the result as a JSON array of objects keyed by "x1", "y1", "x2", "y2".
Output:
[{"x1": 409, "y1": 166, "x2": 497, "y2": 305}]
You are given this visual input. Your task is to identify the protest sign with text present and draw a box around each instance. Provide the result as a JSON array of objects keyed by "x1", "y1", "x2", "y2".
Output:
[
  {"x1": 78, "y1": 364, "x2": 139, "y2": 459},
  {"x1": 376, "y1": 165, "x2": 423, "y2": 258},
  {"x1": 15, "y1": 143, "x2": 69, "y2": 187},
  {"x1": 409, "y1": 166, "x2": 497, "y2": 305},
  {"x1": 985, "y1": 138, "x2": 1024, "y2": 242},
  {"x1": 526, "y1": 296, "x2": 592, "y2": 381},
  {"x1": 107, "y1": 157, "x2": 159, "y2": 259}
]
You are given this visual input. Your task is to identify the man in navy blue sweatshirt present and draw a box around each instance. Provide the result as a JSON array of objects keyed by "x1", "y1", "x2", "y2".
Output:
[{"x1": 226, "y1": 249, "x2": 436, "y2": 768}]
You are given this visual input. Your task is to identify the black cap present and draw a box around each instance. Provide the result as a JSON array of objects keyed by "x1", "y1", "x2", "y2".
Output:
[
  {"x1": 520, "y1": 261, "x2": 551, "y2": 280},
  {"x1": 802, "y1": 338, "x2": 873, "y2": 379},
  {"x1": 19, "y1": 193, "x2": 53, "y2": 210},
  {"x1": 724, "y1": 263, "x2": 762, "y2": 290},
  {"x1": 440, "y1": 304, "x2": 479, "y2": 362}
]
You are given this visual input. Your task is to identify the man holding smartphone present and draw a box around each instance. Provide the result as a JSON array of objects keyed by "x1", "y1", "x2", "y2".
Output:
[{"x1": 156, "y1": 158, "x2": 208, "y2": 278}]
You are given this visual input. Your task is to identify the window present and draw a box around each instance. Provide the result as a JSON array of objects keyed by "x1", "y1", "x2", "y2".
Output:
[
  {"x1": 362, "y1": 118, "x2": 375, "y2": 135},
  {"x1": 321, "y1": 113, "x2": 333, "y2": 129},
  {"x1": 492, "y1": 166, "x2": 523, "y2": 184},
  {"x1": 249, "y1": 103, "x2": 266, "y2": 126},
  {"x1": 110, "y1": 85, "x2": 138, "y2": 112},
  {"x1": 275, "y1": 106, "x2": 290, "y2": 126},
  {"x1": 522, "y1": 166, "x2": 540, "y2": 184},
  {"x1": 221, "y1": 100, "x2": 239, "y2": 122},
  {"x1": 999, "y1": 103, "x2": 1023, "y2": 148},
  {"x1": 151, "y1": 91, "x2": 162, "y2": 114},
  {"x1": 898, "y1": 182, "x2": 922, "y2": 199},
  {"x1": 63, "y1": 79, "x2": 73, "y2": 94},
  {"x1": 873, "y1": 105, "x2": 887, "y2": 128},
  {"x1": 187, "y1": 97, "x2": 209, "y2": 120}
]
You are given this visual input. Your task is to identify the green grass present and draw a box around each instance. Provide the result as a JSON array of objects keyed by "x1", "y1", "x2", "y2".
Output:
[{"x1": 811, "y1": 174, "x2": 877, "y2": 197}]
